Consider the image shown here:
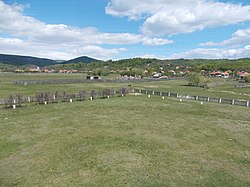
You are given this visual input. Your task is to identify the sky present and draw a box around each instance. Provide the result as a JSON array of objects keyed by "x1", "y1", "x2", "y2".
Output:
[{"x1": 1, "y1": 0, "x2": 250, "y2": 61}]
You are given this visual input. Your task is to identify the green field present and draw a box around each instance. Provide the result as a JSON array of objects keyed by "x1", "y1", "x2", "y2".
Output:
[
  {"x1": 1, "y1": 73, "x2": 250, "y2": 100},
  {"x1": 0, "y1": 73, "x2": 250, "y2": 186}
]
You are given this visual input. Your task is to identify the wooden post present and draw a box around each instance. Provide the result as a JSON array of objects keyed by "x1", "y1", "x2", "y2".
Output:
[
  {"x1": 70, "y1": 99, "x2": 73, "y2": 102},
  {"x1": 232, "y1": 100, "x2": 234, "y2": 105},
  {"x1": 28, "y1": 97, "x2": 31, "y2": 102},
  {"x1": 168, "y1": 92, "x2": 170, "y2": 97},
  {"x1": 160, "y1": 92, "x2": 162, "y2": 96},
  {"x1": 152, "y1": 91, "x2": 155, "y2": 95},
  {"x1": 196, "y1": 96, "x2": 199, "y2": 100},
  {"x1": 219, "y1": 98, "x2": 222, "y2": 103},
  {"x1": 247, "y1": 101, "x2": 249, "y2": 107},
  {"x1": 13, "y1": 105, "x2": 16, "y2": 109},
  {"x1": 207, "y1": 97, "x2": 210, "y2": 102}
]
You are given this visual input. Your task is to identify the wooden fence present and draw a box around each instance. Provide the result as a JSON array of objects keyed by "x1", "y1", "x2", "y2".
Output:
[
  {"x1": 133, "y1": 89, "x2": 250, "y2": 107},
  {"x1": 2, "y1": 88, "x2": 249, "y2": 108},
  {"x1": 0, "y1": 88, "x2": 128, "y2": 108},
  {"x1": 235, "y1": 83, "x2": 250, "y2": 88},
  {"x1": 13, "y1": 77, "x2": 185, "y2": 85}
]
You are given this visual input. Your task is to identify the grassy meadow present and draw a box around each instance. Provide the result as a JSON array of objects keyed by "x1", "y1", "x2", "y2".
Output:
[{"x1": 0, "y1": 73, "x2": 250, "y2": 186}]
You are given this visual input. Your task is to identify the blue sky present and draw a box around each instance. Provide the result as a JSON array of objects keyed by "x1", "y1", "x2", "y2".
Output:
[{"x1": 1, "y1": 0, "x2": 250, "y2": 60}]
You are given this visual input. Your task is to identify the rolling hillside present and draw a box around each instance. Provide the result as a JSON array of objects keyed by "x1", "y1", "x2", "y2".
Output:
[
  {"x1": 0, "y1": 53, "x2": 57, "y2": 66},
  {"x1": 58, "y1": 56, "x2": 101, "y2": 64},
  {"x1": 0, "y1": 54, "x2": 100, "y2": 67}
]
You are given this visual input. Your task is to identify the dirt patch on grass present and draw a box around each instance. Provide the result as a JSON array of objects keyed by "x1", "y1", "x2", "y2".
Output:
[
  {"x1": 145, "y1": 85, "x2": 158, "y2": 88},
  {"x1": 216, "y1": 119, "x2": 250, "y2": 133}
]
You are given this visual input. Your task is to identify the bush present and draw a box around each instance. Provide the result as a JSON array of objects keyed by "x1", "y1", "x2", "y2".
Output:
[
  {"x1": 5, "y1": 94, "x2": 23, "y2": 108},
  {"x1": 245, "y1": 75, "x2": 250, "y2": 83}
]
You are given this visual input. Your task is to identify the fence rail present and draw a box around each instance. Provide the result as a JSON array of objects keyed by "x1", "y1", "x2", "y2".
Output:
[
  {"x1": 2, "y1": 88, "x2": 249, "y2": 108},
  {"x1": 13, "y1": 77, "x2": 186, "y2": 85},
  {"x1": 133, "y1": 89, "x2": 250, "y2": 107},
  {"x1": 1, "y1": 88, "x2": 129, "y2": 108},
  {"x1": 235, "y1": 83, "x2": 250, "y2": 88}
]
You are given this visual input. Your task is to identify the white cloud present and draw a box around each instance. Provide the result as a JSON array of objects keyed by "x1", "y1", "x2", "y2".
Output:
[
  {"x1": 170, "y1": 46, "x2": 250, "y2": 59},
  {"x1": 0, "y1": 37, "x2": 127, "y2": 60},
  {"x1": 70, "y1": 45, "x2": 127, "y2": 60},
  {"x1": 0, "y1": 1, "x2": 173, "y2": 60},
  {"x1": 200, "y1": 28, "x2": 250, "y2": 47},
  {"x1": 106, "y1": 0, "x2": 250, "y2": 36},
  {"x1": 135, "y1": 54, "x2": 167, "y2": 59},
  {"x1": 143, "y1": 37, "x2": 173, "y2": 46}
]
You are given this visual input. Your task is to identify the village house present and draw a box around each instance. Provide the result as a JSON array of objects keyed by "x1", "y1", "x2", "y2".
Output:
[
  {"x1": 209, "y1": 71, "x2": 229, "y2": 78},
  {"x1": 236, "y1": 71, "x2": 249, "y2": 79},
  {"x1": 86, "y1": 75, "x2": 101, "y2": 80}
]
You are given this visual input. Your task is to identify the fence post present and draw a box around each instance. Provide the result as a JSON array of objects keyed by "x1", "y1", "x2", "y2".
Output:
[
  {"x1": 152, "y1": 91, "x2": 154, "y2": 95},
  {"x1": 160, "y1": 92, "x2": 162, "y2": 96},
  {"x1": 219, "y1": 98, "x2": 222, "y2": 103},
  {"x1": 28, "y1": 97, "x2": 31, "y2": 102},
  {"x1": 232, "y1": 99, "x2": 234, "y2": 105},
  {"x1": 207, "y1": 97, "x2": 210, "y2": 102},
  {"x1": 247, "y1": 101, "x2": 249, "y2": 107},
  {"x1": 196, "y1": 96, "x2": 198, "y2": 100},
  {"x1": 146, "y1": 90, "x2": 148, "y2": 94},
  {"x1": 176, "y1": 93, "x2": 179, "y2": 98},
  {"x1": 168, "y1": 92, "x2": 170, "y2": 97}
]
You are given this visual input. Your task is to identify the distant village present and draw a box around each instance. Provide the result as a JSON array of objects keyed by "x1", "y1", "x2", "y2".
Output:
[{"x1": 14, "y1": 64, "x2": 250, "y2": 82}]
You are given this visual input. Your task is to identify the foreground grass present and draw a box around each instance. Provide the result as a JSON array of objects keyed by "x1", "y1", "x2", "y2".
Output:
[{"x1": 0, "y1": 95, "x2": 249, "y2": 186}]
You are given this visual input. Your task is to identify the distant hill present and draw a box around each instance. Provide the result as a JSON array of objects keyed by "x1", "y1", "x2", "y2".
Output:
[
  {"x1": 0, "y1": 53, "x2": 57, "y2": 67},
  {"x1": 59, "y1": 56, "x2": 101, "y2": 64},
  {"x1": 0, "y1": 54, "x2": 101, "y2": 67}
]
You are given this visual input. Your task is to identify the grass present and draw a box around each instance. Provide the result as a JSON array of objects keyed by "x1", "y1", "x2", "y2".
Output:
[
  {"x1": 0, "y1": 95, "x2": 250, "y2": 186},
  {"x1": 1, "y1": 73, "x2": 250, "y2": 101},
  {"x1": 0, "y1": 73, "x2": 126, "y2": 98},
  {"x1": 133, "y1": 78, "x2": 250, "y2": 100}
]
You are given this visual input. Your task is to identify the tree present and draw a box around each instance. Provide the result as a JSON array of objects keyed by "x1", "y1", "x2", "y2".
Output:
[
  {"x1": 187, "y1": 73, "x2": 208, "y2": 87},
  {"x1": 188, "y1": 73, "x2": 200, "y2": 86}
]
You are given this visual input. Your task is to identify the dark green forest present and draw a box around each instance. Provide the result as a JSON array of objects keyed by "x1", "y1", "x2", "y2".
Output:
[{"x1": 49, "y1": 58, "x2": 250, "y2": 72}]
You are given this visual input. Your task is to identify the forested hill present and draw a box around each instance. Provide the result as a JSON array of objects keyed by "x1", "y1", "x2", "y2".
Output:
[
  {"x1": 0, "y1": 53, "x2": 250, "y2": 72},
  {"x1": 58, "y1": 56, "x2": 100, "y2": 64},
  {"x1": 0, "y1": 53, "x2": 57, "y2": 66},
  {"x1": 0, "y1": 54, "x2": 100, "y2": 67},
  {"x1": 78, "y1": 58, "x2": 250, "y2": 71}
]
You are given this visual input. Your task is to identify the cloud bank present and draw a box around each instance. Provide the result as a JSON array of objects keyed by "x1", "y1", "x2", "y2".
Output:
[
  {"x1": 0, "y1": 1, "x2": 172, "y2": 60},
  {"x1": 106, "y1": 0, "x2": 250, "y2": 36}
]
